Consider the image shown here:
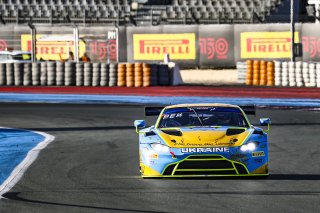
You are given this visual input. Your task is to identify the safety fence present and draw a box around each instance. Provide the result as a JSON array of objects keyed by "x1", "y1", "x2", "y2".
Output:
[
  {"x1": 2, "y1": 23, "x2": 320, "y2": 68},
  {"x1": 237, "y1": 60, "x2": 320, "y2": 88},
  {"x1": 0, "y1": 62, "x2": 172, "y2": 87}
]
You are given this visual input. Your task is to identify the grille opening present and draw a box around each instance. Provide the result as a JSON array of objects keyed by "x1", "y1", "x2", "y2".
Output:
[
  {"x1": 178, "y1": 160, "x2": 233, "y2": 170},
  {"x1": 163, "y1": 164, "x2": 176, "y2": 175},
  {"x1": 234, "y1": 163, "x2": 248, "y2": 174},
  {"x1": 174, "y1": 170, "x2": 237, "y2": 175},
  {"x1": 187, "y1": 155, "x2": 223, "y2": 160}
]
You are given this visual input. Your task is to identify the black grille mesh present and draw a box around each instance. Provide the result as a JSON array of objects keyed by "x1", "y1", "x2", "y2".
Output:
[{"x1": 162, "y1": 155, "x2": 249, "y2": 176}]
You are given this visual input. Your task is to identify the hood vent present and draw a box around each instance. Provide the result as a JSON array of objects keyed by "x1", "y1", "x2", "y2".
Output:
[
  {"x1": 145, "y1": 131, "x2": 156, "y2": 137},
  {"x1": 226, "y1": 128, "x2": 245, "y2": 136},
  {"x1": 161, "y1": 129, "x2": 183, "y2": 136}
]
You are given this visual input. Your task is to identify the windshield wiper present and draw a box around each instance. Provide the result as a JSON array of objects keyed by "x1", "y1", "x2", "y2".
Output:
[{"x1": 189, "y1": 108, "x2": 203, "y2": 127}]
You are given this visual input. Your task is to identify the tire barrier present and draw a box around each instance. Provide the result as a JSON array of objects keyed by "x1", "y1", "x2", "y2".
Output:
[
  {"x1": 134, "y1": 63, "x2": 142, "y2": 87},
  {"x1": 143, "y1": 63, "x2": 151, "y2": 87},
  {"x1": 117, "y1": 63, "x2": 126, "y2": 87},
  {"x1": 92, "y1": 63, "x2": 100, "y2": 87},
  {"x1": 84, "y1": 62, "x2": 92, "y2": 86},
  {"x1": 239, "y1": 60, "x2": 320, "y2": 87},
  {"x1": 76, "y1": 62, "x2": 84, "y2": 86},
  {"x1": 65, "y1": 62, "x2": 75, "y2": 86},
  {"x1": 100, "y1": 63, "x2": 109, "y2": 87},
  {"x1": 158, "y1": 64, "x2": 170, "y2": 86},
  {"x1": 47, "y1": 61, "x2": 56, "y2": 86},
  {"x1": 317, "y1": 63, "x2": 320, "y2": 88},
  {"x1": 32, "y1": 62, "x2": 40, "y2": 86},
  {"x1": 23, "y1": 63, "x2": 31, "y2": 86},
  {"x1": 274, "y1": 61, "x2": 281, "y2": 86},
  {"x1": 252, "y1": 60, "x2": 260, "y2": 86},
  {"x1": 0, "y1": 63, "x2": 6, "y2": 85},
  {"x1": 150, "y1": 64, "x2": 158, "y2": 86},
  {"x1": 126, "y1": 63, "x2": 134, "y2": 87},
  {"x1": 236, "y1": 62, "x2": 246, "y2": 84},
  {"x1": 14, "y1": 63, "x2": 23, "y2": 86},
  {"x1": 245, "y1": 60, "x2": 253, "y2": 85},
  {"x1": 0, "y1": 62, "x2": 172, "y2": 87},
  {"x1": 56, "y1": 61, "x2": 65, "y2": 86},
  {"x1": 40, "y1": 62, "x2": 47, "y2": 86},
  {"x1": 266, "y1": 61, "x2": 274, "y2": 86},
  {"x1": 109, "y1": 63, "x2": 117, "y2": 87}
]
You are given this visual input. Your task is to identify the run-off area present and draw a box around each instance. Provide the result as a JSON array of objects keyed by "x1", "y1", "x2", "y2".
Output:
[{"x1": 0, "y1": 103, "x2": 319, "y2": 213}]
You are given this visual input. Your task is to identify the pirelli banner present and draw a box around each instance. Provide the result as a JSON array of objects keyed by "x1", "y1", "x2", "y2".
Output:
[
  {"x1": 234, "y1": 24, "x2": 303, "y2": 62},
  {"x1": 127, "y1": 25, "x2": 234, "y2": 68}
]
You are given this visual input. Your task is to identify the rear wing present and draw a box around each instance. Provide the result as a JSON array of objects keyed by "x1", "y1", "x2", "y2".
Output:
[
  {"x1": 145, "y1": 105, "x2": 256, "y2": 116},
  {"x1": 239, "y1": 105, "x2": 256, "y2": 115},
  {"x1": 145, "y1": 106, "x2": 164, "y2": 116}
]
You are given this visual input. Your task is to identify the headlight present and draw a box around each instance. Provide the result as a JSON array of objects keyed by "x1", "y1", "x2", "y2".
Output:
[
  {"x1": 240, "y1": 142, "x2": 256, "y2": 152},
  {"x1": 150, "y1": 143, "x2": 170, "y2": 153}
]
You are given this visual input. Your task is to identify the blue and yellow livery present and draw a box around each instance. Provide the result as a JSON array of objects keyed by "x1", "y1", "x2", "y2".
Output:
[{"x1": 134, "y1": 103, "x2": 270, "y2": 178}]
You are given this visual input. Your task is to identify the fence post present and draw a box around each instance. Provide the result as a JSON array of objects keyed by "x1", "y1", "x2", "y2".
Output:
[{"x1": 73, "y1": 26, "x2": 79, "y2": 63}]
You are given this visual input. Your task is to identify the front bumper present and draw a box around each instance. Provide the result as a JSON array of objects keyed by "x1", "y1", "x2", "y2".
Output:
[{"x1": 141, "y1": 154, "x2": 268, "y2": 178}]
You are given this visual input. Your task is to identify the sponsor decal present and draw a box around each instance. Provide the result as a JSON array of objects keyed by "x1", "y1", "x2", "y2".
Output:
[
  {"x1": 199, "y1": 37, "x2": 229, "y2": 60},
  {"x1": 88, "y1": 40, "x2": 117, "y2": 61},
  {"x1": 181, "y1": 147, "x2": 229, "y2": 153},
  {"x1": 241, "y1": 32, "x2": 299, "y2": 58},
  {"x1": 252, "y1": 151, "x2": 265, "y2": 157},
  {"x1": 21, "y1": 34, "x2": 86, "y2": 60},
  {"x1": 302, "y1": 36, "x2": 320, "y2": 59},
  {"x1": 133, "y1": 33, "x2": 196, "y2": 60}
]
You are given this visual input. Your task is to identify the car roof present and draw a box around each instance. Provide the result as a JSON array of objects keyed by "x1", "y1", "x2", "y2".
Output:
[
  {"x1": 165, "y1": 103, "x2": 240, "y2": 109},
  {"x1": 0, "y1": 51, "x2": 32, "y2": 55}
]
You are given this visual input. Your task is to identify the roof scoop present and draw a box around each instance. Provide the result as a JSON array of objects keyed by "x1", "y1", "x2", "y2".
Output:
[{"x1": 226, "y1": 128, "x2": 246, "y2": 136}]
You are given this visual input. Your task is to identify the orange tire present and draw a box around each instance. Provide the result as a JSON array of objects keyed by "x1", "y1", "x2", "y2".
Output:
[{"x1": 126, "y1": 63, "x2": 134, "y2": 69}]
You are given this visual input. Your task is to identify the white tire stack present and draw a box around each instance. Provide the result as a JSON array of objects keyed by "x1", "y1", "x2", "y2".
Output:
[
  {"x1": 309, "y1": 63, "x2": 316, "y2": 87},
  {"x1": 100, "y1": 63, "x2": 109, "y2": 86},
  {"x1": 316, "y1": 63, "x2": 320, "y2": 88},
  {"x1": 76, "y1": 62, "x2": 84, "y2": 86},
  {"x1": 65, "y1": 62, "x2": 75, "y2": 86},
  {"x1": 47, "y1": 62, "x2": 56, "y2": 86},
  {"x1": 302, "y1": 62, "x2": 310, "y2": 87},
  {"x1": 236, "y1": 62, "x2": 246, "y2": 84},
  {"x1": 281, "y1": 61, "x2": 288, "y2": 86},
  {"x1": 274, "y1": 61, "x2": 281, "y2": 86},
  {"x1": 40, "y1": 62, "x2": 47, "y2": 86},
  {"x1": 23, "y1": 63, "x2": 31, "y2": 86},
  {"x1": 32, "y1": 62, "x2": 40, "y2": 86},
  {"x1": 84, "y1": 62, "x2": 92, "y2": 86},
  {"x1": 14, "y1": 63, "x2": 23, "y2": 86},
  {"x1": 109, "y1": 63, "x2": 117, "y2": 87},
  {"x1": 92, "y1": 63, "x2": 100, "y2": 87},
  {"x1": 0, "y1": 63, "x2": 6, "y2": 85},
  {"x1": 56, "y1": 61, "x2": 65, "y2": 86},
  {"x1": 6, "y1": 63, "x2": 14, "y2": 86},
  {"x1": 288, "y1": 61, "x2": 296, "y2": 87},
  {"x1": 295, "y1": 61, "x2": 303, "y2": 87}
]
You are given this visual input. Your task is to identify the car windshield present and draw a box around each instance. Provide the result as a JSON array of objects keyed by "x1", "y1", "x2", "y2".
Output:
[{"x1": 158, "y1": 107, "x2": 249, "y2": 128}]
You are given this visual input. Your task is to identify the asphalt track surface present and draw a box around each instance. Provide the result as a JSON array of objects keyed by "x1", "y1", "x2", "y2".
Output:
[{"x1": 0, "y1": 103, "x2": 319, "y2": 213}]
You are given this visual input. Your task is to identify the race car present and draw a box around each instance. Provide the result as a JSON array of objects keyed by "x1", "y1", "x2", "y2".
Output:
[{"x1": 134, "y1": 103, "x2": 270, "y2": 178}]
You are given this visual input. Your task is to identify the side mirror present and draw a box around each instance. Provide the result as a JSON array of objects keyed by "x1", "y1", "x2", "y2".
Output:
[
  {"x1": 259, "y1": 118, "x2": 271, "y2": 132},
  {"x1": 260, "y1": 118, "x2": 271, "y2": 126},
  {"x1": 134, "y1": 120, "x2": 146, "y2": 128},
  {"x1": 134, "y1": 120, "x2": 146, "y2": 133}
]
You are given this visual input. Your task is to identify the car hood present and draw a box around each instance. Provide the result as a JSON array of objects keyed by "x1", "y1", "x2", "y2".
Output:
[{"x1": 156, "y1": 127, "x2": 251, "y2": 148}]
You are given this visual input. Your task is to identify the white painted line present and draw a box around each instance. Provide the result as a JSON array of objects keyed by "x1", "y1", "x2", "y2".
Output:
[{"x1": 0, "y1": 129, "x2": 55, "y2": 198}]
